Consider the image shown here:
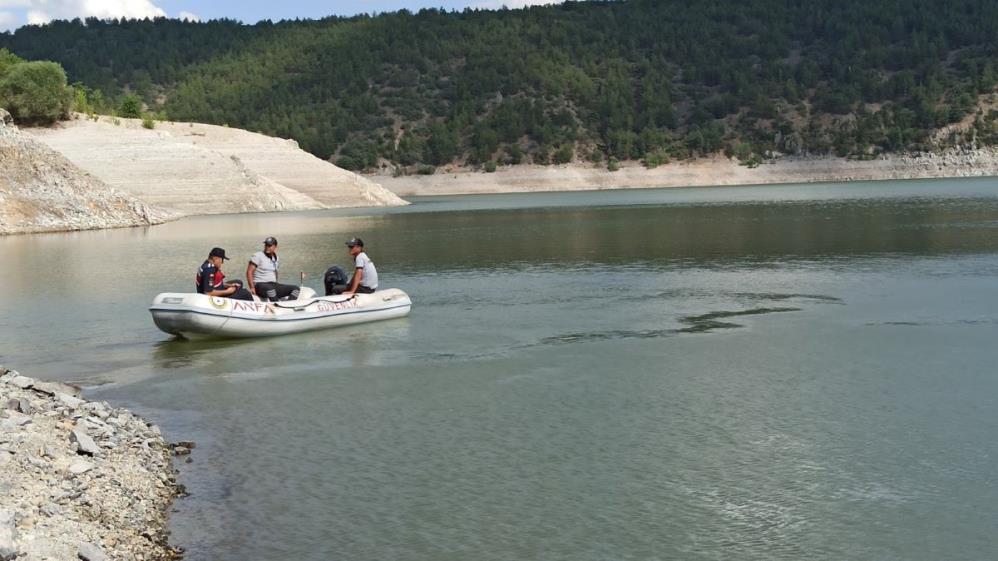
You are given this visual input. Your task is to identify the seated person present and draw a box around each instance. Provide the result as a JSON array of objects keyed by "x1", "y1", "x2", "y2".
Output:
[
  {"x1": 196, "y1": 247, "x2": 253, "y2": 301},
  {"x1": 246, "y1": 237, "x2": 300, "y2": 301},
  {"x1": 343, "y1": 237, "x2": 378, "y2": 295}
]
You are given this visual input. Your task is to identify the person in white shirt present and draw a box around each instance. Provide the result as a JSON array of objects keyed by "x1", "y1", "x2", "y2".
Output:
[
  {"x1": 246, "y1": 237, "x2": 300, "y2": 301},
  {"x1": 343, "y1": 237, "x2": 378, "y2": 295}
]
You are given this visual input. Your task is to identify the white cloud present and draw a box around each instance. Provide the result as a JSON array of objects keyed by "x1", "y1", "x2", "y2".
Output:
[
  {"x1": 475, "y1": 0, "x2": 560, "y2": 9},
  {"x1": 0, "y1": 0, "x2": 30, "y2": 7},
  {"x1": 0, "y1": 10, "x2": 17, "y2": 30},
  {"x1": 178, "y1": 10, "x2": 198, "y2": 21},
  {"x1": 19, "y1": 0, "x2": 165, "y2": 25}
]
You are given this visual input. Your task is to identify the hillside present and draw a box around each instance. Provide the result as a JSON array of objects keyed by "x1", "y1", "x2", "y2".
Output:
[
  {"x1": 4, "y1": 0, "x2": 998, "y2": 173},
  {"x1": 25, "y1": 116, "x2": 405, "y2": 215},
  {"x1": 0, "y1": 111, "x2": 170, "y2": 234}
]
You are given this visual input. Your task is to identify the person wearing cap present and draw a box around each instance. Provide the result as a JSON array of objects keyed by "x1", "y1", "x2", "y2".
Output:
[
  {"x1": 343, "y1": 237, "x2": 378, "y2": 295},
  {"x1": 246, "y1": 237, "x2": 300, "y2": 302},
  {"x1": 196, "y1": 247, "x2": 253, "y2": 300}
]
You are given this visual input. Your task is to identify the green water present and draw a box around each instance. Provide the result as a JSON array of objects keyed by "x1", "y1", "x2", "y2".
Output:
[{"x1": 2, "y1": 178, "x2": 998, "y2": 560}]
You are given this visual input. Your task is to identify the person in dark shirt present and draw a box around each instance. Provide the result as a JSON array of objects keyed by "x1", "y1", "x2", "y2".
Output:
[{"x1": 196, "y1": 247, "x2": 253, "y2": 300}]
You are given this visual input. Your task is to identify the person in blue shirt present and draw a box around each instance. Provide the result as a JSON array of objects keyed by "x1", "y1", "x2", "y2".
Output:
[{"x1": 196, "y1": 247, "x2": 253, "y2": 300}]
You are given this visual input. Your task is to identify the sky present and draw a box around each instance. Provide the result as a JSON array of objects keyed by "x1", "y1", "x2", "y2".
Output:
[{"x1": 0, "y1": 0, "x2": 559, "y2": 32}]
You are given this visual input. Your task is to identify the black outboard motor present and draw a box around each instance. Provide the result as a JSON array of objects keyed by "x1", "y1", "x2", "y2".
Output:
[{"x1": 323, "y1": 265, "x2": 349, "y2": 295}]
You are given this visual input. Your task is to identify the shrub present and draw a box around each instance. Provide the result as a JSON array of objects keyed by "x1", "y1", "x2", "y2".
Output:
[
  {"x1": 553, "y1": 144, "x2": 574, "y2": 164},
  {"x1": 484, "y1": 160, "x2": 497, "y2": 173},
  {"x1": 0, "y1": 61, "x2": 72, "y2": 125},
  {"x1": 0, "y1": 48, "x2": 24, "y2": 78},
  {"x1": 119, "y1": 94, "x2": 142, "y2": 118},
  {"x1": 607, "y1": 156, "x2": 620, "y2": 172},
  {"x1": 642, "y1": 150, "x2": 670, "y2": 168},
  {"x1": 416, "y1": 164, "x2": 436, "y2": 175},
  {"x1": 141, "y1": 114, "x2": 155, "y2": 129}
]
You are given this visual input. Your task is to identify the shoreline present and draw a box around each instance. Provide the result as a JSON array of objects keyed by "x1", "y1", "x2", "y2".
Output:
[
  {"x1": 0, "y1": 367, "x2": 181, "y2": 561},
  {"x1": 369, "y1": 148, "x2": 998, "y2": 196}
]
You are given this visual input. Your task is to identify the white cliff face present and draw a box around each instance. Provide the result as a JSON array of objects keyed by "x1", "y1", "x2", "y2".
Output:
[
  {"x1": 0, "y1": 112, "x2": 171, "y2": 235},
  {"x1": 25, "y1": 116, "x2": 407, "y2": 217}
]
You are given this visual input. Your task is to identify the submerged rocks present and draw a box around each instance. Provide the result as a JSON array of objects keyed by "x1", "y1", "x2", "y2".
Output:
[{"x1": 0, "y1": 365, "x2": 182, "y2": 561}]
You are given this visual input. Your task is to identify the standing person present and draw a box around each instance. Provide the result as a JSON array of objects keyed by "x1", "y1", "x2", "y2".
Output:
[
  {"x1": 247, "y1": 236, "x2": 300, "y2": 301},
  {"x1": 343, "y1": 237, "x2": 378, "y2": 295},
  {"x1": 196, "y1": 247, "x2": 253, "y2": 300}
]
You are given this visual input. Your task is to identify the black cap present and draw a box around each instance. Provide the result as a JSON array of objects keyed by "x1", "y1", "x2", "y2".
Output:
[
  {"x1": 209, "y1": 247, "x2": 229, "y2": 260},
  {"x1": 263, "y1": 236, "x2": 278, "y2": 246},
  {"x1": 345, "y1": 237, "x2": 364, "y2": 248}
]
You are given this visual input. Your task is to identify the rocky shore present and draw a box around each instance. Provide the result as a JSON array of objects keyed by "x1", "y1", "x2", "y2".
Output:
[
  {"x1": 371, "y1": 147, "x2": 998, "y2": 196},
  {"x1": 0, "y1": 367, "x2": 181, "y2": 561}
]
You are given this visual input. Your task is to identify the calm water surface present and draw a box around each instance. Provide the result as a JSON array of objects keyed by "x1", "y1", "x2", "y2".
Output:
[{"x1": 2, "y1": 178, "x2": 998, "y2": 560}]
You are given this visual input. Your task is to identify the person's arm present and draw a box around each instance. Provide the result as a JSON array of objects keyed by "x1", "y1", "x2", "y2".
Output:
[
  {"x1": 246, "y1": 261, "x2": 257, "y2": 294},
  {"x1": 344, "y1": 268, "x2": 362, "y2": 295},
  {"x1": 206, "y1": 285, "x2": 236, "y2": 297}
]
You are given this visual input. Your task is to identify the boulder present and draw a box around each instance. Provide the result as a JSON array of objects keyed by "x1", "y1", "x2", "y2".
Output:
[
  {"x1": 69, "y1": 429, "x2": 99, "y2": 456},
  {"x1": 77, "y1": 542, "x2": 106, "y2": 561},
  {"x1": 0, "y1": 509, "x2": 18, "y2": 561}
]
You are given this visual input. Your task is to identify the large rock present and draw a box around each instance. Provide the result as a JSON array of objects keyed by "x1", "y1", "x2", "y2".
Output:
[
  {"x1": 69, "y1": 429, "x2": 99, "y2": 456},
  {"x1": 0, "y1": 509, "x2": 18, "y2": 561}
]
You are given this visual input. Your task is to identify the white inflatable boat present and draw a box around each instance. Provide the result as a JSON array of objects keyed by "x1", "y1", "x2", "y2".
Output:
[{"x1": 149, "y1": 287, "x2": 411, "y2": 338}]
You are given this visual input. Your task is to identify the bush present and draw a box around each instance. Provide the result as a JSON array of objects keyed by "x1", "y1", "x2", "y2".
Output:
[
  {"x1": 141, "y1": 114, "x2": 155, "y2": 129},
  {"x1": 642, "y1": 150, "x2": 670, "y2": 168},
  {"x1": 607, "y1": 156, "x2": 620, "y2": 171},
  {"x1": 484, "y1": 160, "x2": 497, "y2": 173},
  {"x1": 119, "y1": 94, "x2": 142, "y2": 118},
  {"x1": 0, "y1": 48, "x2": 24, "y2": 78},
  {"x1": 416, "y1": 164, "x2": 436, "y2": 175},
  {"x1": 0, "y1": 61, "x2": 72, "y2": 125},
  {"x1": 553, "y1": 144, "x2": 574, "y2": 164}
]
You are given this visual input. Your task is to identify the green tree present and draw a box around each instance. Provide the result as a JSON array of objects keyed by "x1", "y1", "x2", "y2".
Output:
[
  {"x1": 0, "y1": 61, "x2": 72, "y2": 124},
  {"x1": 119, "y1": 94, "x2": 142, "y2": 118}
]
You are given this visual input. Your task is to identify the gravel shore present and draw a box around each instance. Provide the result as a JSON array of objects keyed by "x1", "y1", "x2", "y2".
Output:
[
  {"x1": 371, "y1": 147, "x2": 998, "y2": 196},
  {"x1": 0, "y1": 367, "x2": 181, "y2": 561}
]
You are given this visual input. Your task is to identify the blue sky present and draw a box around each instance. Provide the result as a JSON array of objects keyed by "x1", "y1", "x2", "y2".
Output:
[{"x1": 0, "y1": 0, "x2": 558, "y2": 32}]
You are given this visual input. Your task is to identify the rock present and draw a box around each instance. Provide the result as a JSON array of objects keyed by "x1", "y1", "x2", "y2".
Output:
[
  {"x1": 78, "y1": 542, "x2": 106, "y2": 561},
  {"x1": 172, "y1": 446, "x2": 189, "y2": 456},
  {"x1": 70, "y1": 429, "x2": 99, "y2": 456},
  {"x1": 0, "y1": 109, "x2": 11, "y2": 127},
  {"x1": 32, "y1": 381, "x2": 81, "y2": 398},
  {"x1": 176, "y1": 440, "x2": 196, "y2": 449},
  {"x1": 58, "y1": 393, "x2": 86, "y2": 409},
  {"x1": 3, "y1": 400, "x2": 17, "y2": 411},
  {"x1": 16, "y1": 399, "x2": 33, "y2": 414},
  {"x1": 8, "y1": 375, "x2": 33, "y2": 389},
  {"x1": 39, "y1": 503, "x2": 60, "y2": 517},
  {"x1": 0, "y1": 509, "x2": 18, "y2": 561},
  {"x1": 69, "y1": 460, "x2": 94, "y2": 475}
]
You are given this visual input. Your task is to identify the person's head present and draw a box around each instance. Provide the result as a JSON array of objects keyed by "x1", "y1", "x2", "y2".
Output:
[
  {"x1": 208, "y1": 247, "x2": 229, "y2": 267},
  {"x1": 345, "y1": 237, "x2": 364, "y2": 256},
  {"x1": 263, "y1": 236, "x2": 278, "y2": 255}
]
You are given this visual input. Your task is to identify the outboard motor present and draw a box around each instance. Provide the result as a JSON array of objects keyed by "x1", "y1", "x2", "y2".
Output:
[{"x1": 323, "y1": 265, "x2": 349, "y2": 295}]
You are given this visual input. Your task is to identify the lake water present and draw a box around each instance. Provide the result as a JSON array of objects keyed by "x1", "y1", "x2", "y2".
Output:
[{"x1": 2, "y1": 178, "x2": 998, "y2": 560}]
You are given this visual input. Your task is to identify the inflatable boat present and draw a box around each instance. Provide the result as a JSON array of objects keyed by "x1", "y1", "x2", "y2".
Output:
[{"x1": 149, "y1": 287, "x2": 411, "y2": 338}]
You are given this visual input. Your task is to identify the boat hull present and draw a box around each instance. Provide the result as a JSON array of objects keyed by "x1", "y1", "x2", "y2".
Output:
[{"x1": 149, "y1": 288, "x2": 411, "y2": 338}]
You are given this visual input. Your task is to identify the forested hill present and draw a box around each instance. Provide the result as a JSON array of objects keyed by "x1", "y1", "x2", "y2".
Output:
[{"x1": 4, "y1": 0, "x2": 998, "y2": 172}]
